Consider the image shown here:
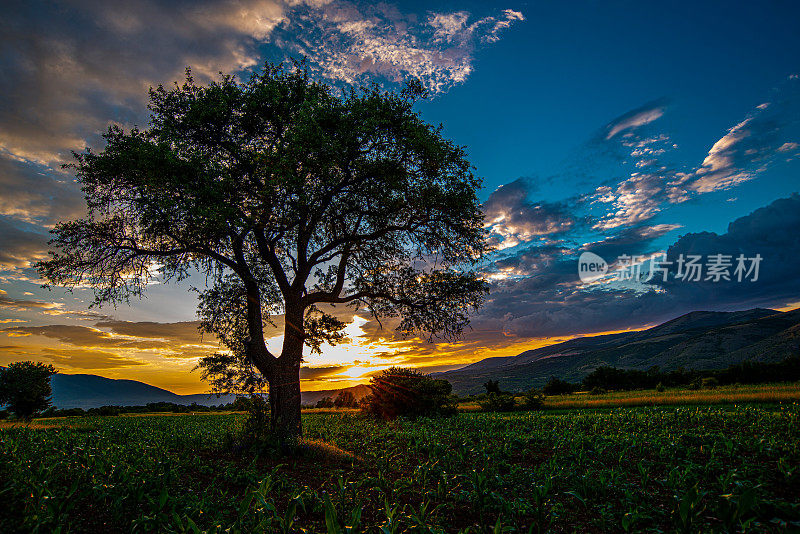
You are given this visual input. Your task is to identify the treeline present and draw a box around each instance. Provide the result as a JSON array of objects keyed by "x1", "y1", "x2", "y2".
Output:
[
  {"x1": 313, "y1": 390, "x2": 359, "y2": 409},
  {"x1": 36, "y1": 400, "x2": 243, "y2": 418},
  {"x1": 544, "y1": 355, "x2": 800, "y2": 394}
]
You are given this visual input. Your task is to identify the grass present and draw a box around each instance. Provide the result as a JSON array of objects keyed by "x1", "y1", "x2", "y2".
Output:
[
  {"x1": 543, "y1": 382, "x2": 800, "y2": 409},
  {"x1": 1, "y1": 401, "x2": 799, "y2": 532}
]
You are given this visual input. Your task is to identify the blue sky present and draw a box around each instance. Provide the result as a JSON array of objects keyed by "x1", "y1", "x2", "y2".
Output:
[{"x1": 1, "y1": 0, "x2": 799, "y2": 392}]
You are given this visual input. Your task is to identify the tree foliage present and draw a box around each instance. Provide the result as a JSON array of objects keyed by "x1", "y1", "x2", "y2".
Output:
[
  {"x1": 37, "y1": 61, "x2": 488, "y2": 438},
  {"x1": 0, "y1": 362, "x2": 57, "y2": 420},
  {"x1": 315, "y1": 396, "x2": 335, "y2": 408},
  {"x1": 334, "y1": 390, "x2": 357, "y2": 408},
  {"x1": 361, "y1": 367, "x2": 456, "y2": 419},
  {"x1": 483, "y1": 379, "x2": 501, "y2": 394}
]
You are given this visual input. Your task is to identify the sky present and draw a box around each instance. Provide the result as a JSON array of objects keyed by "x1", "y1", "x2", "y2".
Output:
[{"x1": 1, "y1": 0, "x2": 799, "y2": 394}]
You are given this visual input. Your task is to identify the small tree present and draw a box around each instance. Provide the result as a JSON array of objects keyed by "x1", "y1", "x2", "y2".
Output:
[
  {"x1": 483, "y1": 379, "x2": 501, "y2": 394},
  {"x1": 0, "y1": 362, "x2": 57, "y2": 420},
  {"x1": 334, "y1": 390, "x2": 357, "y2": 408},
  {"x1": 362, "y1": 367, "x2": 456, "y2": 419},
  {"x1": 479, "y1": 392, "x2": 516, "y2": 412},
  {"x1": 37, "y1": 62, "x2": 489, "y2": 442},
  {"x1": 522, "y1": 388, "x2": 544, "y2": 410},
  {"x1": 315, "y1": 396, "x2": 335, "y2": 408},
  {"x1": 542, "y1": 376, "x2": 577, "y2": 396}
]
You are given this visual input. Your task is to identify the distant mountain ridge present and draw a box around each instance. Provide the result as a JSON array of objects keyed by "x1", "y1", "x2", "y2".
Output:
[
  {"x1": 50, "y1": 374, "x2": 237, "y2": 409},
  {"x1": 437, "y1": 308, "x2": 800, "y2": 395},
  {"x1": 49, "y1": 374, "x2": 371, "y2": 409}
]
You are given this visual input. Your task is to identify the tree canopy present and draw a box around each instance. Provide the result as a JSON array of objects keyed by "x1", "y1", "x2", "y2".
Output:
[
  {"x1": 0, "y1": 361, "x2": 57, "y2": 420},
  {"x1": 38, "y1": 62, "x2": 489, "y2": 439}
]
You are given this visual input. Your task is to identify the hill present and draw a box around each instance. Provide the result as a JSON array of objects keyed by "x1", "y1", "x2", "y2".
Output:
[
  {"x1": 437, "y1": 308, "x2": 800, "y2": 394},
  {"x1": 50, "y1": 374, "x2": 236, "y2": 409},
  {"x1": 49, "y1": 374, "x2": 371, "y2": 409}
]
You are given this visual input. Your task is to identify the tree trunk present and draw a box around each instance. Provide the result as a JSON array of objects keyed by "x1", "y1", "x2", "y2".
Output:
[
  {"x1": 268, "y1": 358, "x2": 301, "y2": 442},
  {"x1": 269, "y1": 306, "x2": 304, "y2": 443}
]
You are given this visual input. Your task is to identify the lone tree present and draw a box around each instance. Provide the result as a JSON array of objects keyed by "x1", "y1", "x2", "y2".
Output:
[
  {"x1": 38, "y1": 62, "x2": 488, "y2": 441},
  {"x1": 334, "y1": 390, "x2": 357, "y2": 409},
  {"x1": 0, "y1": 362, "x2": 57, "y2": 420}
]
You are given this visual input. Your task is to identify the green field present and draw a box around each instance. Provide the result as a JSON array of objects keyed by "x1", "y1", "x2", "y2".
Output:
[
  {"x1": 2, "y1": 405, "x2": 799, "y2": 533},
  {"x1": 543, "y1": 383, "x2": 800, "y2": 410}
]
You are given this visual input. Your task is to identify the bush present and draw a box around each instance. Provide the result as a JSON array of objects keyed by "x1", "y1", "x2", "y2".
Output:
[
  {"x1": 334, "y1": 391, "x2": 357, "y2": 408},
  {"x1": 315, "y1": 396, "x2": 335, "y2": 408},
  {"x1": 41, "y1": 407, "x2": 86, "y2": 418},
  {"x1": 522, "y1": 389, "x2": 544, "y2": 410},
  {"x1": 656, "y1": 382, "x2": 666, "y2": 392},
  {"x1": 543, "y1": 377, "x2": 578, "y2": 395},
  {"x1": 483, "y1": 379, "x2": 501, "y2": 394},
  {"x1": 590, "y1": 386, "x2": 606, "y2": 396},
  {"x1": 688, "y1": 378, "x2": 702, "y2": 391},
  {"x1": 88, "y1": 405, "x2": 121, "y2": 416},
  {"x1": 479, "y1": 392, "x2": 517, "y2": 412},
  {"x1": 361, "y1": 367, "x2": 457, "y2": 419},
  {"x1": 702, "y1": 377, "x2": 719, "y2": 389},
  {"x1": 240, "y1": 394, "x2": 271, "y2": 442}
]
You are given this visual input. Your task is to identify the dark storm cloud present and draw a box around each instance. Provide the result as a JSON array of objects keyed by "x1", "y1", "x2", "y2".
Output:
[
  {"x1": 582, "y1": 223, "x2": 681, "y2": 263},
  {"x1": 474, "y1": 195, "x2": 800, "y2": 338},
  {"x1": 657, "y1": 193, "x2": 800, "y2": 307}
]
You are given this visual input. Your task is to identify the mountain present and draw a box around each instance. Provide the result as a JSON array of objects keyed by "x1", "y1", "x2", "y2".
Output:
[
  {"x1": 437, "y1": 308, "x2": 800, "y2": 395},
  {"x1": 49, "y1": 373, "x2": 372, "y2": 409},
  {"x1": 50, "y1": 374, "x2": 237, "y2": 409}
]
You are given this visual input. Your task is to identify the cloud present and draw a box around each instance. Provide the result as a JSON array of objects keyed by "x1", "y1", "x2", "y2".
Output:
[
  {"x1": 657, "y1": 193, "x2": 800, "y2": 307},
  {"x1": 0, "y1": 292, "x2": 62, "y2": 311},
  {"x1": 474, "y1": 194, "x2": 800, "y2": 340},
  {"x1": 590, "y1": 79, "x2": 800, "y2": 231},
  {"x1": 592, "y1": 173, "x2": 672, "y2": 230},
  {"x1": 0, "y1": 0, "x2": 289, "y2": 165},
  {"x1": 300, "y1": 365, "x2": 349, "y2": 380},
  {"x1": 582, "y1": 223, "x2": 681, "y2": 261},
  {"x1": 41, "y1": 348, "x2": 146, "y2": 369},
  {"x1": 482, "y1": 179, "x2": 575, "y2": 249},
  {"x1": 0, "y1": 155, "x2": 85, "y2": 225},
  {"x1": 687, "y1": 117, "x2": 758, "y2": 192},
  {"x1": 0, "y1": 320, "x2": 226, "y2": 361},
  {"x1": 94, "y1": 320, "x2": 216, "y2": 346},
  {"x1": 276, "y1": 3, "x2": 524, "y2": 94},
  {"x1": 675, "y1": 78, "x2": 800, "y2": 195},
  {"x1": 2, "y1": 324, "x2": 161, "y2": 349},
  {"x1": 0, "y1": 216, "x2": 50, "y2": 270},
  {"x1": 605, "y1": 100, "x2": 667, "y2": 140}
]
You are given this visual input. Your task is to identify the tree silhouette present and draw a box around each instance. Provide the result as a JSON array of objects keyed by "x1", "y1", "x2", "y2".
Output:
[
  {"x1": 0, "y1": 362, "x2": 57, "y2": 420},
  {"x1": 38, "y1": 62, "x2": 488, "y2": 442},
  {"x1": 483, "y1": 379, "x2": 501, "y2": 394},
  {"x1": 334, "y1": 390, "x2": 357, "y2": 408}
]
